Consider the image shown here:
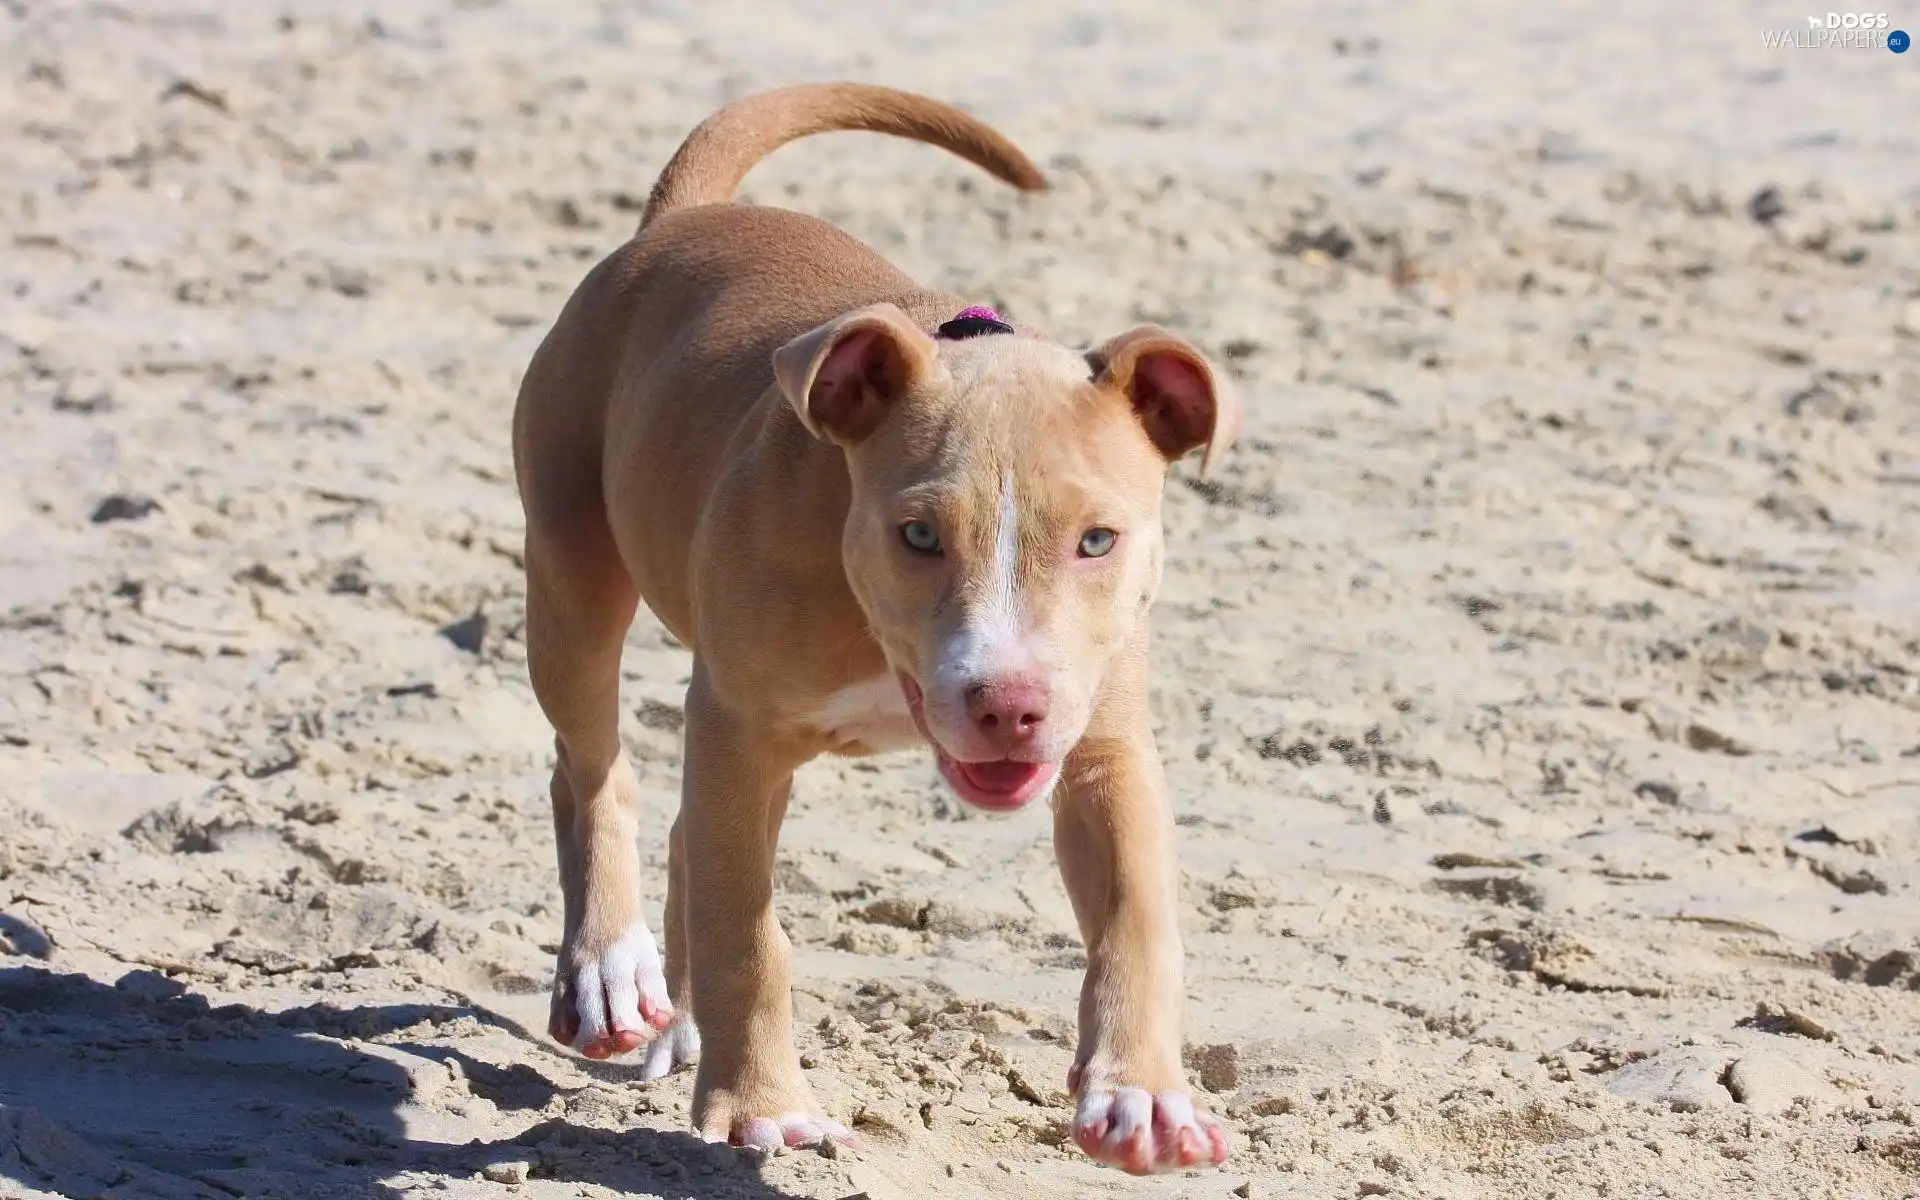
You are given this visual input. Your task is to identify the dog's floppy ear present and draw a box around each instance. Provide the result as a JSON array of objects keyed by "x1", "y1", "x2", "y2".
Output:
[
  {"x1": 1088, "y1": 327, "x2": 1241, "y2": 475},
  {"x1": 774, "y1": 304, "x2": 938, "y2": 443}
]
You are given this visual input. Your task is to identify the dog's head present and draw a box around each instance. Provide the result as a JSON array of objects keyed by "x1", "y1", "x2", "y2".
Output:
[{"x1": 774, "y1": 303, "x2": 1239, "y2": 811}]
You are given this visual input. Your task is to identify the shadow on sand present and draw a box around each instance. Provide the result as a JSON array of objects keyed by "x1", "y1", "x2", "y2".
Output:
[{"x1": 0, "y1": 966, "x2": 804, "y2": 1199}]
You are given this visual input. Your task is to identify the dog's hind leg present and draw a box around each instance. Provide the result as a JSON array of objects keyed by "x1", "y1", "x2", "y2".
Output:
[
  {"x1": 523, "y1": 514, "x2": 674, "y2": 1060},
  {"x1": 639, "y1": 812, "x2": 702, "y2": 1078}
]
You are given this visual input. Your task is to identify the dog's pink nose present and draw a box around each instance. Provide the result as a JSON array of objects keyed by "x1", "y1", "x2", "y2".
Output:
[{"x1": 965, "y1": 677, "x2": 1049, "y2": 744}]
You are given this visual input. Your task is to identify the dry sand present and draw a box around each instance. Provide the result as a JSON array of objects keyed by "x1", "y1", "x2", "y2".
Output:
[{"x1": 3, "y1": 1, "x2": 1919, "y2": 1197}]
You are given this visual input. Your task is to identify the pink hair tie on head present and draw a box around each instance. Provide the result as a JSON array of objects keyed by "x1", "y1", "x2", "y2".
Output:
[{"x1": 934, "y1": 306, "x2": 1015, "y2": 340}]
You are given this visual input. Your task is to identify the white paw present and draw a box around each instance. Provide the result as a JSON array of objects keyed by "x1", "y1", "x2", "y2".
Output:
[
  {"x1": 639, "y1": 1014, "x2": 701, "y2": 1080},
  {"x1": 555, "y1": 921, "x2": 673, "y2": 1059},
  {"x1": 1073, "y1": 1086, "x2": 1230, "y2": 1175}
]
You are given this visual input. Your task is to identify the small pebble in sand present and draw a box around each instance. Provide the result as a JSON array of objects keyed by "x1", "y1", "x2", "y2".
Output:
[
  {"x1": 482, "y1": 1160, "x2": 529, "y2": 1185},
  {"x1": 1897, "y1": 297, "x2": 1920, "y2": 338},
  {"x1": 1747, "y1": 186, "x2": 1786, "y2": 225},
  {"x1": 90, "y1": 493, "x2": 161, "y2": 523}
]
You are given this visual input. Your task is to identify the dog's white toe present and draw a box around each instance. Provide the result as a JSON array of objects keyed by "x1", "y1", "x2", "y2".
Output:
[{"x1": 639, "y1": 1014, "x2": 701, "y2": 1080}]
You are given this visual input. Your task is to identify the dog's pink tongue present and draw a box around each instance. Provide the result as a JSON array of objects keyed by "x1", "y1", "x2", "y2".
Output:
[{"x1": 956, "y1": 760, "x2": 1044, "y2": 794}]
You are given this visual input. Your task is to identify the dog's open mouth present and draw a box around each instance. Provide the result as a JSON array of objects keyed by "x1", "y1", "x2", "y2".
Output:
[
  {"x1": 935, "y1": 753, "x2": 1056, "y2": 811},
  {"x1": 899, "y1": 672, "x2": 1057, "y2": 811}
]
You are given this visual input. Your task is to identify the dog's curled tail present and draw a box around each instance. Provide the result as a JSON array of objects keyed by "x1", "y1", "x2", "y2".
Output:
[{"x1": 639, "y1": 82, "x2": 1048, "y2": 230}]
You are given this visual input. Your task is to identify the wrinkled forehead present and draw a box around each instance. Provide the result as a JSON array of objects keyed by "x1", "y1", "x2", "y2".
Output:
[
  {"x1": 860, "y1": 336, "x2": 1164, "y2": 512},
  {"x1": 939, "y1": 334, "x2": 1090, "y2": 409}
]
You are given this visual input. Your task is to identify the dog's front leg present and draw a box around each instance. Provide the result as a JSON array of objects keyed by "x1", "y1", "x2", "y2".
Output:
[
  {"x1": 1053, "y1": 664, "x2": 1231, "y2": 1174},
  {"x1": 678, "y1": 665, "x2": 855, "y2": 1150}
]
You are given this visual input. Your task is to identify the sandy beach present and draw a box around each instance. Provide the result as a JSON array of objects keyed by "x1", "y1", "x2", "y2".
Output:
[{"x1": 3, "y1": 1, "x2": 1918, "y2": 1196}]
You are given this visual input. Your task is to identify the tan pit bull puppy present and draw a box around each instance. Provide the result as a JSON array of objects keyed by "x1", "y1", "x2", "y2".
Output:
[{"x1": 511, "y1": 82, "x2": 1238, "y2": 1175}]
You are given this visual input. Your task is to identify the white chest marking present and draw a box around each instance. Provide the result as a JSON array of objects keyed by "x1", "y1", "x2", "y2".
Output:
[{"x1": 807, "y1": 676, "x2": 921, "y2": 752}]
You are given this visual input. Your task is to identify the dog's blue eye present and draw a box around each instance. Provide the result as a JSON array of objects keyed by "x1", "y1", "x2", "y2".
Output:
[
  {"x1": 1078, "y1": 528, "x2": 1117, "y2": 558},
  {"x1": 900, "y1": 521, "x2": 942, "y2": 555}
]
